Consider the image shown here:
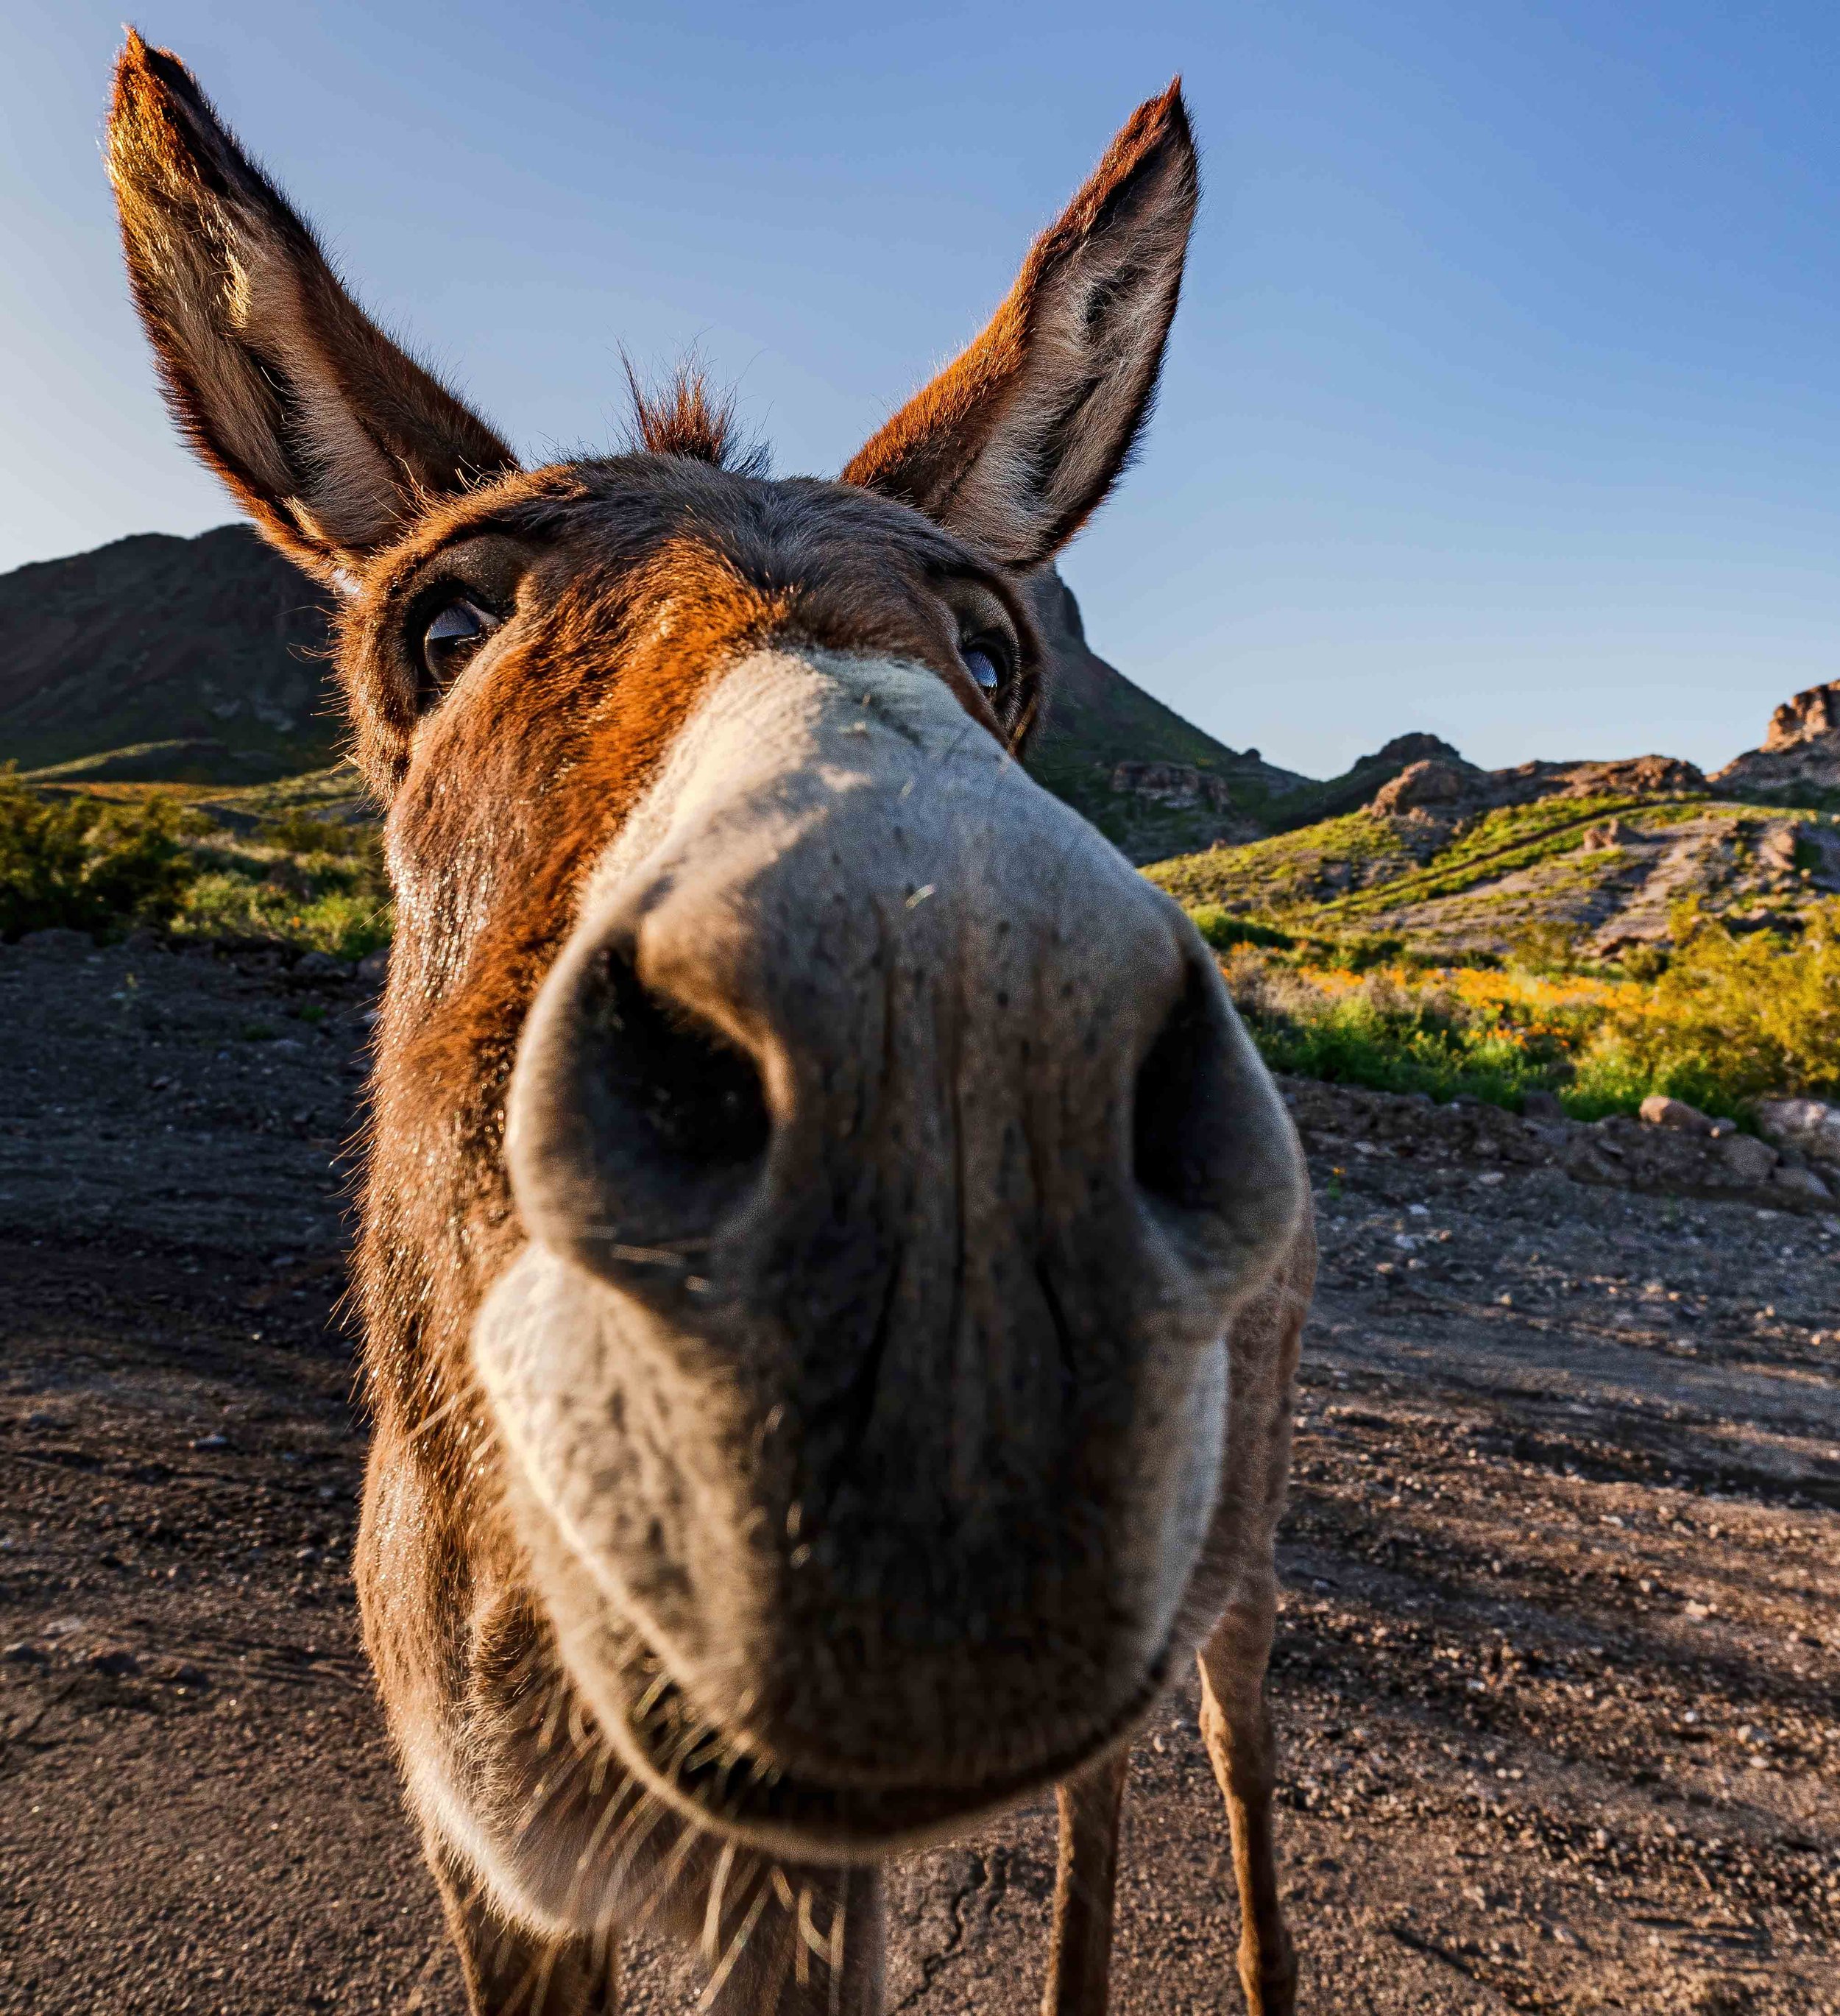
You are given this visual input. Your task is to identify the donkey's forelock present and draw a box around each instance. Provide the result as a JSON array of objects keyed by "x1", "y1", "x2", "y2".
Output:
[{"x1": 620, "y1": 361, "x2": 770, "y2": 476}]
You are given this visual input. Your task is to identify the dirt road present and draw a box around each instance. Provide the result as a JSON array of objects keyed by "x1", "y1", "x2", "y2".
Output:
[{"x1": 1, "y1": 935, "x2": 1836, "y2": 2014}]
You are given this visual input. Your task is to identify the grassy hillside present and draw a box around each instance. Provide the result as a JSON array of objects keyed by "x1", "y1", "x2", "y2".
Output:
[
  {"x1": 1138, "y1": 774, "x2": 1840, "y2": 1125},
  {"x1": 1150, "y1": 791, "x2": 1840, "y2": 958}
]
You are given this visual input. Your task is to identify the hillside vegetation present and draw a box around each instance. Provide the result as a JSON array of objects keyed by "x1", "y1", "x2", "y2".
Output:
[
  {"x1": 1151, "y1": 789, "x2": 1840, "y2": 958},
  {"x1": 1147, "y1": 733, "x2": 1840, "y2": 1122},
  {"x1": 0, "y1": 764, "x2": 389, "y2": 959},
  {"x1": 1204, "y1": 905, "x2": 1840, "y2": 1123}
]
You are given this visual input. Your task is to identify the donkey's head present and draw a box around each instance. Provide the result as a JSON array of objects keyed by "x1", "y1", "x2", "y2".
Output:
[{"x1": 110, "y1": 35, "x2": 1305, "y2": 1858}]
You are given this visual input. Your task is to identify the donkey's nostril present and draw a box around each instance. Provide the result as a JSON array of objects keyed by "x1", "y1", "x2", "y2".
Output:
[
  {"x1": 1131, "y1": 953, "x2": 1239, "y2": 1221},
  {"x1": 581, "y1": 944, "x2": 771, "y2": 1177},
  {"x1": 509, "y1": 932, "x2": 773, "y2": 1287}
]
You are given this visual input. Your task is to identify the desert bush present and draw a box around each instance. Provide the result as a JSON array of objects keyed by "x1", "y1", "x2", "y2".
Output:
[
  {"x1": 1506, "y1": 919, "x2": 1580, "y2": 975},
  {"x1": 1223, "y1": 954, "x2": 1575, "y2": 1108},
  {"x1": 171, "y1": 874, "x2": 392, "y2": 960},
  {"x1": 1574, "y1": 900, "x2": 1840, "y2": 1112},
  {"x1": 1188, "y1": 906, "x2": 1295, "y2": 954},
  {"x1": 0, "y1": 770, "x2": 394, "y2": 955},
  {"x1": 1213, "y1": 899, "x2": 1840, "y2": 1121},
  {"x1": 0, "y1": 774, "x2": 199, "y2": 938},
  {"x1": 149, "y1": 799, "x2": 392, "y2": 958},
  {"x1": 258, "y1": 809, "x2": 378, "y2": 860}
]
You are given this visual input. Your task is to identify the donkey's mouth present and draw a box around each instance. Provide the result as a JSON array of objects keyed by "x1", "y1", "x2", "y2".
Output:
[{"x1": 576, "y1": 1613, "x2": 1173, "y2": 1858}]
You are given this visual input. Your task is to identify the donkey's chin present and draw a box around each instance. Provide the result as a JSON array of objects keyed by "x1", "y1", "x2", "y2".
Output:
[{"x1": 539, "y1": 1594, "x2": 1172, "y2": 1861}]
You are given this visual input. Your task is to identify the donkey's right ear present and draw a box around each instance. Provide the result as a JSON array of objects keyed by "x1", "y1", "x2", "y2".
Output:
[{"x1": 107, "y1": 32, "x2": 517, "y2": 587}]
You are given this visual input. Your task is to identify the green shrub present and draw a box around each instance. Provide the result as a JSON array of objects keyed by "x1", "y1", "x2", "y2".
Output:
[
  {"x1": 1210, "y1": 896, "x2": 1840, "y2": 1122},
  {"x1": 258, "y1": 809, "x2": 377, "y2": 859},
  {"x1": 0, "y1": 774, "x2": 199, "y2": 939},
  {"x1": 1187, "y1": 905, "x2": 1294, "y2": 954},
  {"x1": 1577, "y1": 899, "x2": 1840, "y2": 1111},
  {"x1": 171, "y1": 873, "x2": 392, "y2": 960},
  {"x1": 0, "y1": 771, "x2": 394, "y2": 955},
  {"x1": 165, "y1": 802, "x2": 392, "y2": 958},
  {"x1": 1225, "y1": 962, "x2": 1568, "y2": 1109}
]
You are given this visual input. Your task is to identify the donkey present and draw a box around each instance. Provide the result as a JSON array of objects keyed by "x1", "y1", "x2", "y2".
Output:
[{"x1": 107, "y1": 32, "x2": 1313, "y2": 2016}]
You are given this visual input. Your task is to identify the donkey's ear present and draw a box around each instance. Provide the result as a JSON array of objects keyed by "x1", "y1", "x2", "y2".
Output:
[
  {"x1": 843, "y1": 85, "x2": 1197, "y2": 568},
  {"x1": 107, "y1": 32, "x2": 517, "y2": 587}
]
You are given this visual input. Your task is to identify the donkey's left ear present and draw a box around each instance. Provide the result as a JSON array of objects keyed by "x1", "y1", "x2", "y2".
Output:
[
  {"x1": 107, "y1": 32, "x2": 517, "y2": 587},
  {"x1": 843, "y1": 84, "x2": 1197, "y2": 568}
]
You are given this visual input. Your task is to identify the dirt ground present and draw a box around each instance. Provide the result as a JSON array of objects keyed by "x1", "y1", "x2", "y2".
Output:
[{"x1": 1, "y1": 933, "x2": 1836, "y2": 2016}]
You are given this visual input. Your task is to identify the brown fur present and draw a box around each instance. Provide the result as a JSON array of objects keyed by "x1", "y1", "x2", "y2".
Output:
[
  {"x1": 622, "y1": 361, "x2": 768, "y2": 473},
  {"x1": 107, "y1": 35, "x2": 1309, "y2": 2016}
]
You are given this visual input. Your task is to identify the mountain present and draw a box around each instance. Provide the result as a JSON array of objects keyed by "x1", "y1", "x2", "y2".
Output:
[
  {"x1": 6, "y1": 526, "x2": 1434, "y2": 859},
  {"x1": 1, "y1": 528, "x2": 340, "y2": 781}
]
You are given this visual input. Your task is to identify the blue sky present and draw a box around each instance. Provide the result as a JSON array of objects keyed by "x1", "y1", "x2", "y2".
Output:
[{"x1": 5, "y1": 1, "x2": 1840, "y2": 776}]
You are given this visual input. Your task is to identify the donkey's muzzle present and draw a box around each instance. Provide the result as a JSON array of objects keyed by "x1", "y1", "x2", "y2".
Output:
[{"x1": 488, "y1": 649, "x2": 1304, "y2": 1834}]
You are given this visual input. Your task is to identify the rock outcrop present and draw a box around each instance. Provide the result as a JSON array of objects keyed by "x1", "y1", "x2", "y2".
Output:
[
  {"x1": 1369, "y1": 757, "x2": 1482, "y2": 816},
  {"x1": 1360, "y1": 748, "x2": 1706, "y2": 838},
  {"x1": 1108, "y1": 761, "x2": 1237, "y2": 811},
  {"x1": 1712, "y1": 679, "x2": 1840, "y2": 800},
  {"x1": 1766, "y1": 682, "x2": 1840, "y2": 751},
  {"x1": 1755, "y1": 1097, "x2": 1840, "y2": 1167}
]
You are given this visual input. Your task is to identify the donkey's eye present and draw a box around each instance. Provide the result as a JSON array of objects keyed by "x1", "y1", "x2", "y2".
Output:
[
  {"x1": 420, "y1": 598, "x2": 502, "y2": 687},
  {"x1": 960, "y1": 640, "x2": 1005, "y2": 697}
]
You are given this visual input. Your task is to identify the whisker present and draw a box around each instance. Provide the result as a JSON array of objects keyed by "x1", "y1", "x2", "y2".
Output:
[
  {"x1": 701, "y1": 1840, "x2": 737, "y2": 1965},
  {"x1": 406, "y1": 1387, "x2": 466, "y2": 1441},
  {"x1": 696, "y1": 1866, "x2": 771, "y2": 2013},
  {"x1": 537, "y1": 1676, "x2": 570, "y2": 1756},
  {"x1": 606, "y1": 1789, "x2": 670, "y2": 1892},
  {"x1": 587, "y1": 1741, "x2": 620, "y2": 1802},
  {"x1": 632, "y1": 1666, "x2": 673, "y2": 1722},
  {"x1": 564, "y1": 1775, "x2": 641, "y2": 1921},
  {"x1": 525, "y1": 1939, "x2": 561, "y2": 2016},
  {"x1": 624, "y1": 1817, "x2": 701, "y2": 1934},
  {"x1": 587, "y1": 1914, "x2": 618, "y2": 2003},
  {"x1": 828, "y1": 1882, "x2": 848, "y2": 2016}
]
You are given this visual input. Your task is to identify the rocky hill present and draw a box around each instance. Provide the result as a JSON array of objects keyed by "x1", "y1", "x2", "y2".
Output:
[
  {"x1": 1151, "y1": 715, "x2": 1840, "y2": 955},
  {"x1": 1711, "y1": 679, "x2": 1840, "y2": 805},
  {"x1": 1019, "y1": 570, "x2": 1308, "y2": 857}
]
